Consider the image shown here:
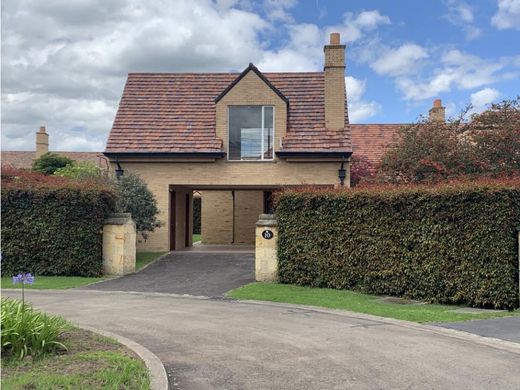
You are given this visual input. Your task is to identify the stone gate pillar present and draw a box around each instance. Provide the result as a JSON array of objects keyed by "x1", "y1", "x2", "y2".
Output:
[
  {"x1": 102, "y1": 213, "x2": 136, "y2": 275},
  {"x1": 255, "y1": 214, "x2": 278, "y2": 282}
]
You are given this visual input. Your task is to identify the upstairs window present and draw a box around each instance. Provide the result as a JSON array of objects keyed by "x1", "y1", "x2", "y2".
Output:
[{"x1": 228, "y1": 106, "x2": 274, "y2": 161}]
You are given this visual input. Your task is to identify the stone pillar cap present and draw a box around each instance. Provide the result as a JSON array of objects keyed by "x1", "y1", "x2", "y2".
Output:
[
  {"x1": 104, "y1": 213, "x2": 133, "y2": 225},
  {"x1": 256, "y1": 214, "x2": 277, "y2": 227}
]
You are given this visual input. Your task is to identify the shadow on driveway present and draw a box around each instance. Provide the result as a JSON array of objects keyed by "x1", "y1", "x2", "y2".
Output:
[{"x1": 81, "y1": 251, "x2": 254, "y2": 297}]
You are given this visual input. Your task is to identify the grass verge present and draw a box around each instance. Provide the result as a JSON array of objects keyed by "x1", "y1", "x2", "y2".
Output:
[
  {"x1": 1, "y1": 252, "x2": 166, "y2": 290},
  {"x1": 1, "y1": 276, "x2": 106, "y2": 290},
  {"x1": 1, "y1": 328, "x2": 150, "y2": 390},
  {"x1": 193, "y1": 234, "x2": 202, "y2": 243},
  {"x1": 227, "y1": 282, "x2": 520, "y2": 323},
  {"x1": 136, "y1": 252, "x2": 166, "y2": 271}
]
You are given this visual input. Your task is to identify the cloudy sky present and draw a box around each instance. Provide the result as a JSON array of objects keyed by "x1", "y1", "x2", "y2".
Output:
[{"x1": 2, "y1": 0, "x2": 519, "y2": 152}]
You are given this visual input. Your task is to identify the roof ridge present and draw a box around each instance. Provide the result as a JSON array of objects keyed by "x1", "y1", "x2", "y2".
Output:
[
  {"x1": 128, "y1": 71, "x2": 324, "y2": 76},
  {"x1": 214, "y1": 63, "x2": 289, "y2": 104}
]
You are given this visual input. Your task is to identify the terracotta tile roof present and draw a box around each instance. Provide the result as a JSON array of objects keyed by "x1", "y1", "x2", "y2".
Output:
[
  {"x1": 1, "y1": 151, "x2": 105, "y2": 169},
  {"x1": 350, "y1": 124, "x2": 404, "y2": 166},
  {"x1": 105, "y1": 71, "x2": 351, "y2": 154}
]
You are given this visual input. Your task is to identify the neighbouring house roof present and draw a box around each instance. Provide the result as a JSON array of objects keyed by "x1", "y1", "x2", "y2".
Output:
[
  {"x1": 1, "y1": 151, "x2": 106, "y2": 169},
  {"x1": 350, "y1": 124, "x2": 404, "y2": 167},
  {"x1": 105, "y1": 69, "x2": 351, "y2": 156}
]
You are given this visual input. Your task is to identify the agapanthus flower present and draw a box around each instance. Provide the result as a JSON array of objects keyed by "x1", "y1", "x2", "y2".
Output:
[{"x1": 12, "y1": 273, "x2": 35, "y2": 285}]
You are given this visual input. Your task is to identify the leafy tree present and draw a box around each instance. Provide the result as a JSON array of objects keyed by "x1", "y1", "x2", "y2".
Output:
[
  {"x1": 115, "y1": 172, "x2": 162, "y2": 239},
  {"x1": 32, "y1": 152, "x2": 74, "y2": 175},
  {"x1": 378, "y1": 98, "x2": 519, "y2": 183},
  {"x1": 467, "y1": 97, "x2": 520, "y2": 175},
  {"x1": 54, "y1": 161, "x2": 102, "y2": 179}
]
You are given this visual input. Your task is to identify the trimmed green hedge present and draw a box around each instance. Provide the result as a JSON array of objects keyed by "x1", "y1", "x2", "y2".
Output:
[
  {"x1": 193, "y1": 196, "x2": 201, "y2": 235},
  {"x1": 276, "y1": 180, "x2": 520, "y2": 309},
  {"x1": 1, "y1": 169, "x2": 116, "y2": 277}
]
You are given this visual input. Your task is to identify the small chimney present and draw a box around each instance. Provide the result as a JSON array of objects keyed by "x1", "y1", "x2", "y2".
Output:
[
  {"x1": 324, "y1": 32, "x2": 346, "y2": 129},
  {"x1": 35, "y1": 125, "x2": 49, "y2": 159},
  {"x1": 428, "y1": 99, "x2": 446, "y2": 122}
]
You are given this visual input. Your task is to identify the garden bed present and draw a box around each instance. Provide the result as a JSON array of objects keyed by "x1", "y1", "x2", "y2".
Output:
[{"x1": 1, "y1": 327, "x2": 150, "y2": 389}]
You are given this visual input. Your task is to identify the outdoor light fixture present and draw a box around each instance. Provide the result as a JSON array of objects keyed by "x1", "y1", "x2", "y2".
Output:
[
  {"x1": 115, "y1": 162, "x2": 124, "y2": 180},
  {"x1": 338, "y1": 158, "x2": 346, "y2": 186}
]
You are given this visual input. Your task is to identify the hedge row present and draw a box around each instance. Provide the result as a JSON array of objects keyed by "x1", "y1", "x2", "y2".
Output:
[
  {"x1": 1, "y1": 168, "x2": 116, "y2": 277},
  {"x1": 276, "y1": 179, "x2": 520, "y2": 309},
  {"x1": 193, "y1": 196, "x2": 201, "y2": 235}
]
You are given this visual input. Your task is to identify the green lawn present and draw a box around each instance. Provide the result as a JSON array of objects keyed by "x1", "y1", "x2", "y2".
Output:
[
  {"x1": 227, "y1": 282, "x2": 520, "y2": 323},
  {"x1": 1, "y1": 252, "x2": 166, "y2": 290},
  {"x1": 1, "y1": 276, "x2": 106, "y2": 290},
  {"x1": 136, "y1": 251, "x2": 166, "y2": 271},
  {"x1": 2, "y1": 328, "x2": 150, "y2": 390},
  {"x1": 193, "y1": 234, "x2": 202, "y2": 243}
]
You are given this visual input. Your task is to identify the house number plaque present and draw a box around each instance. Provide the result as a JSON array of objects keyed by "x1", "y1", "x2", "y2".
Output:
[{"x1": 262, "y1": 230, "x2": 274, "y2": 240}]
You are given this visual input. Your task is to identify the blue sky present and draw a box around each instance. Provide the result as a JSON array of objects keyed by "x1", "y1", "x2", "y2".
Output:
[{"x1": 2, "y1": 0, "x2": 519, "y2": 151}]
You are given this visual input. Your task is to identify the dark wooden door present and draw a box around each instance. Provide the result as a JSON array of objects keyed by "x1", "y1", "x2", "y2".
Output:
[
  {"x1": 169, "y1": 190, "x2": 176, "y2": 251},
  {"x1": 185, "y1": 193, "x2": 190, "y2": 247}
]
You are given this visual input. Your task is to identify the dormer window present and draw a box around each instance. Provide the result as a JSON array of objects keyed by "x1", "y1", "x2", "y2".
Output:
[{"x1": 228, "y1": 106, "x2": 274, "y2": 161}]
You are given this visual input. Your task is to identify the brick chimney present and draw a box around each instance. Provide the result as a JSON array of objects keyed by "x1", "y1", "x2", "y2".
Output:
[
  {"x1": 324, "y1": 32, "x2": 346, "y2": 130},
  {"x1": 428, "y1": 99, "x2": 446, "y2": 122},
  {"x1": 35, "y1": 125, "x2": 49, "y2": 159}
]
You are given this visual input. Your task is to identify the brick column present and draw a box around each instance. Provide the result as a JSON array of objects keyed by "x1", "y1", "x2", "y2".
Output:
[
  {"x1": 255, "y1": 214, "x2": 278, "y2": 282},
  {"x1": 102, "y1": 213, "x2": 136, "y2": 275}
]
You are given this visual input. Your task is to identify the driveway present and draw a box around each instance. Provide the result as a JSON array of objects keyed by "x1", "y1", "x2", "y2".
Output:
[
  {"x1": 82, "y1": 251, "x2": 255, "y2": 297},
  {"x1": 436, "y1": 316, "x2": 520, "y2": 344},
  {"x1": 4, "y1": 289, "x2": 520, "y2": 390}
]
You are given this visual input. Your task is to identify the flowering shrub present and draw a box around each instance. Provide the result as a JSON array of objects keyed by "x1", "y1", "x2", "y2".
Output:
[
  {"x1": 350, "y1": 156, "x2": 375, "y2": 186},
  {"x1": 379, "y1": 98, "x2": 520, "y2": 183},
  {"x1": 276, "y1": 177, "x2": 520, "y2": 309},
  {"x1": 12, "y1": 273, "x2": 35, "y2": 304},
  {"x1": 1, "y1": 298, "x2": 68, "y2": 360}
]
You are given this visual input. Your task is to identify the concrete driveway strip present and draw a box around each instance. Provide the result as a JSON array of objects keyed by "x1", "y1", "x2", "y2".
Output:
[
  {"x1": 3, "y1": 289, "x2": 520, "y2": 390},
  {"x1": 81, "y1": 252, "x2": 255, "y2": 297}
]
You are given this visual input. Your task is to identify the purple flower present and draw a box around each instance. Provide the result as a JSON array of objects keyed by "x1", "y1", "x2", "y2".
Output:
[{"x1": 12, "y1": 273, "x2": 35, "y2": 285}]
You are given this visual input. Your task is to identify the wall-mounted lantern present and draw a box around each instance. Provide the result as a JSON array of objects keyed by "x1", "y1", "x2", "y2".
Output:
[
  {"x1": 338, "y1": 158, "x2": 346, "y2": 186},
  {"x1": 115, "y1": 162, "x2": 124, "y2": 180}
]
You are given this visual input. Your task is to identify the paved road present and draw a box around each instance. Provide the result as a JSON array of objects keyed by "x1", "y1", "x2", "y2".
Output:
[
  {"x1": 4, "y1": 289, "x2": 520, "y2": 390},
  {"x1": 82, "y1": 251, "x2": 255, "y2": 296},
  {"x1": 437, "y1": 316, "x2": 520, "y2": 343}
]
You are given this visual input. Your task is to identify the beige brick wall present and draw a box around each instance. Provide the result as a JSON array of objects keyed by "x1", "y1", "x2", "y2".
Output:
[
  {"x1": 120, "y1": 160, "x2": 350, "y2": 252},
  {"x1": 234, "y1": 191, "x2": 264, "y2": 244},
  {"x1": 201, "y1": 191, "x2": 233, "y2": 244}
]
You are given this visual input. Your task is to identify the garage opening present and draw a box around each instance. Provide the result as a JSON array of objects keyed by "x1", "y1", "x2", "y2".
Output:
[{"x1": 168, "y1": 185, "x2": 279, "y2": 251}]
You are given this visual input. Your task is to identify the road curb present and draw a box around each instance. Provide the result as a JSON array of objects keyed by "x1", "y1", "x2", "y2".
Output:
[
  {"x1": 235, "y1": 299, "x2": 520, "y2": 355},
  {"x1": 80, "y1": 325, "x2": 168, "y2": 390}
]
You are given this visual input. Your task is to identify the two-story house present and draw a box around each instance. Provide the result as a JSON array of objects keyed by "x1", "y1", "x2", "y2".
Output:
[{"x1": 104, "y1": 33, "x2": 435, "y2": 252}]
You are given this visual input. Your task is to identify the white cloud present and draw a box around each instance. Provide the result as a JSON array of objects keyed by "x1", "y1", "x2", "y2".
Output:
[
  {"x1": 327, "y1": 10, "x2": 390, "y2": 42},
  {"x1": 371, "y1": 43, "x2": 429, "y2": 76},
  {"x1": 470, "y1": 88, "x2": 500, "y2": 112},
  {"x1": 2, "y1": 3, "x2": 392, "y2": 151},
  {"x1": 395, "y1": 49, "x2": 508, "y2": 101},
  {"x1": 345, "y1": 77, "x2": 381, "y2": 122},
  {"x1": 263, "y1": 0, "x2": 297, "y2": 22},
  {"x1": 491, "y1": 0, "x2": 520, "y2": 30},
  {"x1": 444, "y1": 0, "x2": 481, "y2": 40}
]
